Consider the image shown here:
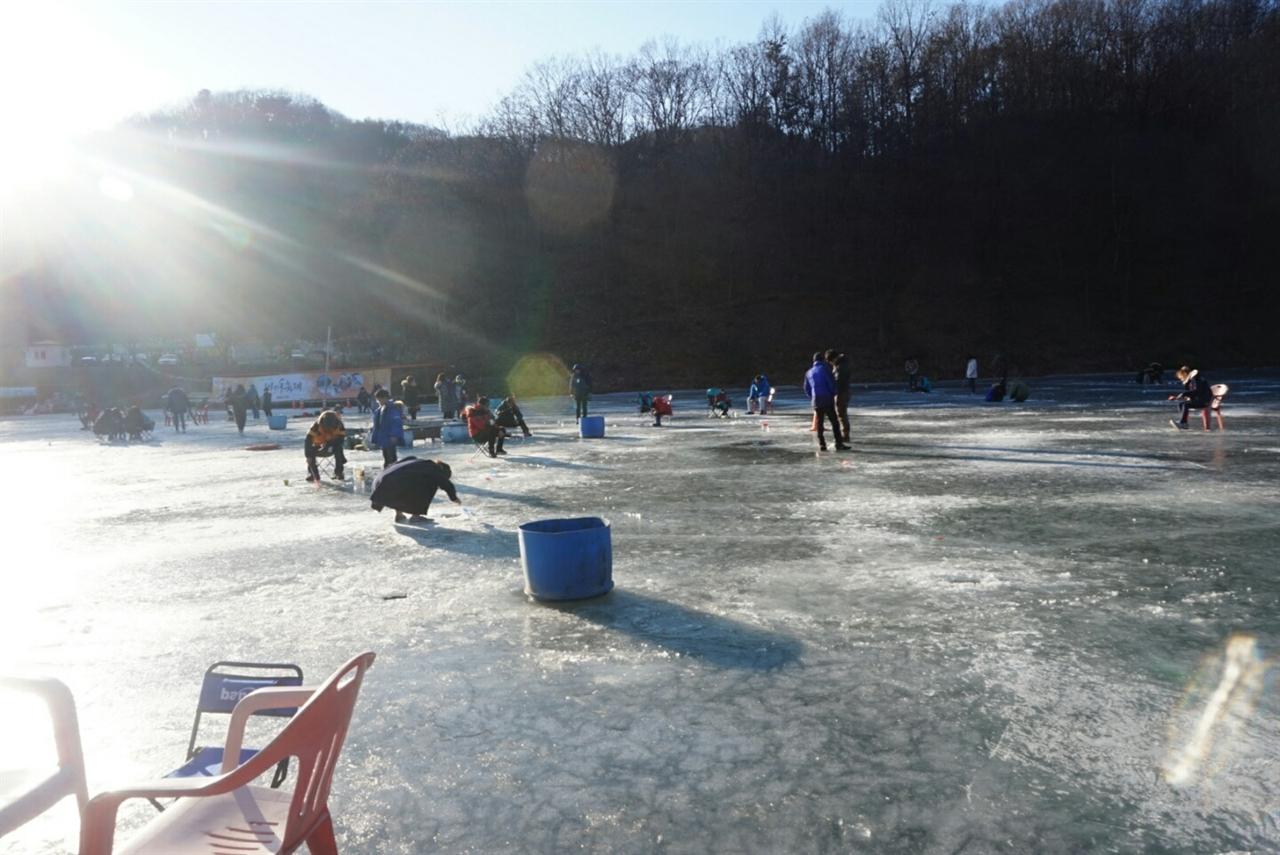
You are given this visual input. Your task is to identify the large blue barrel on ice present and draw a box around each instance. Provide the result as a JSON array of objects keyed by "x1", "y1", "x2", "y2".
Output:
[
  {"x1": 518, "y1": 517, "x2": 614, "y2": 601},
  {"x1": 441, "y1": 422, "x2": 470, "y2": 443},
  {"x1": 268, "y1": 414, "x2": 288, "y2": 430},
  {"x1": 578, "y1": 416, "x2": 606, "y2": 438}
]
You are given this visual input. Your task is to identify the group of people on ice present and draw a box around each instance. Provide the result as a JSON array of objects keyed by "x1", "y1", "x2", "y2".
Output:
[
  {"x1": 805, "y1": 351, "x2": 853, "y2": 452},
  {"x1": 296, "y1": 367, "x2": 556, "y2": 524}
]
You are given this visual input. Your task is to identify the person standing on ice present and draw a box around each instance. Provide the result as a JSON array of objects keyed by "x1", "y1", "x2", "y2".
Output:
[
  {"x1": 570, "y1": 364, "x2": 592, "y2": 420},
  {"x1": 247, "y1": 384, "x2": 261, "y2": 419},
  {"x1": 454, "y1": 374, "x2": 470, "y2": 410},
  {"x1": 805, "y1": 352, "x2": 848, "y2": 452},
  {"x1": 261, "y1": 386, "x2": 273, "y2": 417},
  {"x1": 304, "y1": 410, "x2": 346, "y2": 482},
  {"x1": 369, "y1": 457, "x2": 461, "y2": 524},
  {"x1": 434, "y1": 373, "x2": 457, "y2": 419},
  {"x1": 748, "y1": 375, "x2": 771, "y2": 414},
  {"x1": 166, "y1": 386, "x2": 189, "y2": 432},
  {"x1": 905, "y1": 357, "x2": 920, "y2": 392},
  {"x1": 1168, "y1": 366, "x2": 1212, "y2": 430},
  {"x1": 369, "y1": 388, "x2": 404, "y2": 467},
  {"x1": 828, "y1": 350, "x2": 852, "y2": 442},
  {"x1": 965, "y1": 356, "x2": 979, "y2": 394},
  {"x1": 400, "y1": 375, "x2": 421, "y2": 421},
  {"x1": 229, "y1": 384, "x2": 249, "y2": 435}
]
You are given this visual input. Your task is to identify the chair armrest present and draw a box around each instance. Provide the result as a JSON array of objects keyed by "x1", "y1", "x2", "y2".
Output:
[
  {"x1": 222, "y1": 687, "x2": 315, "y2": 773},
  {"x1": 80, "y1": 776, "x2": 235, "y2": 855},
  {"x1": 0, "y1": 677, "x2": 88, "y2": 813}
]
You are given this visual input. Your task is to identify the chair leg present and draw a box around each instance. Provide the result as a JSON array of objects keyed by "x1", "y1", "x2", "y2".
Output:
[
  {"x1": 303, "y1": 814, "x2": 339, "y2": 855},
  {"x1": 1215, "y1": 409, "x2": 1225, "y2": 430},
  {"x1": 1202, "y1": 408, "x2": 1211, "y2": 430}
]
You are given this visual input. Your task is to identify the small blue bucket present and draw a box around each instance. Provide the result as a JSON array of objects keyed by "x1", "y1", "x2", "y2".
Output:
[
  {"x1": 579, "y1": 415, "x2": 606, "y2": 438},
  {"x1": 267, "y1": 414, "x2": 288, "y2": 430},
  {"x1": 518, "y1": 517, "x2": 613, "y2": 601}
]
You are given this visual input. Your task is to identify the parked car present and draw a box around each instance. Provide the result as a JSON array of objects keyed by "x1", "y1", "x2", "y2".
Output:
[{"x1": 157, "y1": 353, "x2": 179, "y2": 366}]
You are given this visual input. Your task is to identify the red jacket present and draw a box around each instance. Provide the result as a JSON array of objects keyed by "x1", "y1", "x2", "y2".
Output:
[{"x1": 463, "y1": 404, "x2": 492, "y2": 438}]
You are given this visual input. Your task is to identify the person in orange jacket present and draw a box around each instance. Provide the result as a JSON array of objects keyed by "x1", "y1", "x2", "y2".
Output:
[
  {"x1": 462, "y1": 396, "x2": 505, "y2": 457},
  {"x1": 304, "y1": 410, "x2": 346, "y2": 481}
]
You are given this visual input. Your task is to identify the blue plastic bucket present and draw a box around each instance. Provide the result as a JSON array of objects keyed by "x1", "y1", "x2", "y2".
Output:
[
  {"x1": 518, "y1": 517, "x2": 613, "y2": 601},
  {"x1": 442, "y1": 422, "x2": 470, "y2": 443},
  {"x1": 579, "y1": 415, "x2": 606, "y2": 438},
  {"x1": 267, "y1": 414, "x2": 288, "y2": 430}
]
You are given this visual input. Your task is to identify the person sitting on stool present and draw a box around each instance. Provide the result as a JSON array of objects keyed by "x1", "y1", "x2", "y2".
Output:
[
  {"x1": 305, "y1": 410, "x2": 346, "y2": 481},
  {"x1": 463, "y1": 396, "x2": 506, "y2": 456}
]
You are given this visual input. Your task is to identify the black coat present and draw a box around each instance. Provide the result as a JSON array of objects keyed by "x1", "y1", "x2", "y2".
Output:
[
  {"x1": 832, "y1": 355, "x2": 851, "y2": 395},
  {"x1": 370, "y1": 457, "x2": 458, "y2": 515}
]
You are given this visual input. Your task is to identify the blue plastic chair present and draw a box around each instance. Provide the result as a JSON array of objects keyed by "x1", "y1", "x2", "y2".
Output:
[{"x1": 151, "y1": 661, "x2": 303, "y2": 810}]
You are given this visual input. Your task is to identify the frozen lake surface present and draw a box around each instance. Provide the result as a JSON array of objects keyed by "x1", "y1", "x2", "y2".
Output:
[{"x1": 2, "y1": 374, "x2": 1278, "y2": 853}]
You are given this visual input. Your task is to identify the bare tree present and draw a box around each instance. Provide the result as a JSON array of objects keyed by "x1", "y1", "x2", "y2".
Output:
[
  {"x1": 571, "y1": 51, "x2": 633, "y2": 147},
  {"x1": 793, "y1": 10, "x2": 857, "y2": 151},
  {"x1": 628, "y1": 38, "x2": 716, "y2": 140},
  {"x1": 879, "y1": 0, "x2": 936, "y2": 133}
]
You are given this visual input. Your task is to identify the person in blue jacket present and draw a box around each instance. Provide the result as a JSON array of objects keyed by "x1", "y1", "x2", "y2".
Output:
[
  {"x1": 804, "y1": 352, "x2": 848, "y2": 452},
  {"x1": 570, "y1": 364, "x2": 592, "y2": 420},
  {"x1": 369, "y1": 388, "x2": 404, "y2": 466},
  {"x1": 748, "y1": 375, "x2": 772, "y2": 414}
]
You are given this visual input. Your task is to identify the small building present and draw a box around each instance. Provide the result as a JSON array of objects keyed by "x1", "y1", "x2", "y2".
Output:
[{"x1": 24, "y1": 341, "x2": 72, "y2": 368}]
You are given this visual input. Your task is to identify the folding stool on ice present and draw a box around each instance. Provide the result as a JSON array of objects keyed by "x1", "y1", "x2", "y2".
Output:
[{"x1": 149, "y1": 661, "x2": 303, "y2": 810}]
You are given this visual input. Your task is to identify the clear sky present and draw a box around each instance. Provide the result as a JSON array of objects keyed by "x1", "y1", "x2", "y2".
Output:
[{"x1": 2, "y1": 0, "x2": 880, "y2": 136}]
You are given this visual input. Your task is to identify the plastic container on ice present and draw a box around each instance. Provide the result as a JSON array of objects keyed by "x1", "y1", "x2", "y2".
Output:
[
  {"x1": 578, "y1": 415, "x2": 606, "y2": 438},
  {"x1": 441, "y1": 422, "x2": 470, "y2": 443},
  {"x1": 267, "y1": 414, "x2": 288, "y2": 430},
  {"x1": 518, "y1": 517, "x2": 613, "y2": 601}
]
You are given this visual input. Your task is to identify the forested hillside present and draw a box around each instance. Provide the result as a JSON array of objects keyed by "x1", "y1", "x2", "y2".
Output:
[{"x1": 9, "y1": 0, "x2": 1278, "y2": 387}]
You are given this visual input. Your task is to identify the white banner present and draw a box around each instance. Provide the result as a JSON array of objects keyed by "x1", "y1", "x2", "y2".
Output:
[{"x1": 212, "y1": 368, "x2": 391, "y2": 403}]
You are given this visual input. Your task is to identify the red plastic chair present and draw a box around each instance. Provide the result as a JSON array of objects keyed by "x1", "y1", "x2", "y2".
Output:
[
  {"x1": 0, "y1": 676, "x2": 88, "y2": 838},
  {"x1": 79, "y1": 651, "x2": 375, "y2": 855}
]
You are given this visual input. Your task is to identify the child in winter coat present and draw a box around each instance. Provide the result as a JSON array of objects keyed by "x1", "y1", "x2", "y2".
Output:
[{"x1": 369, "y1": 388, "x2": 404, "y2": 466}]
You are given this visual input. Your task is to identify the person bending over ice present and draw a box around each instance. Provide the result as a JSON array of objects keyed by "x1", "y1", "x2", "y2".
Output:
[
  {"x1": 370, "y1": 457, "x2": 461, "y2": 524},
  {"x1": 706, "y1": 388, "x2": 731, "y2": 417},
  {"x1": 304, "y1": 410, "x2": 346, "y2": 482},
  {"x1": 496, "y1": 396, "x2": 532, "y2": 437}
]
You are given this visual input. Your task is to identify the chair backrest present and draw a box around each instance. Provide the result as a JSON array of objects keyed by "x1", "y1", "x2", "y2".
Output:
[
  {"x1": 1210, "y1": 383, "x2": 1228, "y2": 404},
  {"x1": 0, "y1": 676, "x2": 88, "y2": 836},
  {"x1": 188, "y1": 662, "x2": 303, "y2": 758},
  {"x1": 273, "y1": 652, "x2": 375, "y2": 850}
]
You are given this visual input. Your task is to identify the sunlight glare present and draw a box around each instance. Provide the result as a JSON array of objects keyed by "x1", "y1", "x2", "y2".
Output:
[{"x1": 0, "y1": 2, "x2": 172, "y2": 193}]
